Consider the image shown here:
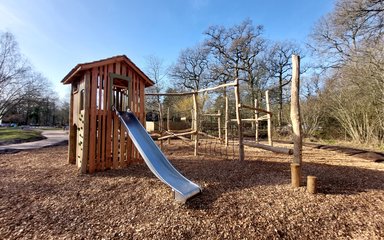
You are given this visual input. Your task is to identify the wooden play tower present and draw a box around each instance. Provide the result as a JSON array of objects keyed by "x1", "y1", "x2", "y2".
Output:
[{"x1": 62, "y1": 55, "x2": 154, "y2": 173}]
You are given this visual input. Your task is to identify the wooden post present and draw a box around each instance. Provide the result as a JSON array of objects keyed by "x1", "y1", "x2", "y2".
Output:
[
  {"x1": 158, "y1": 102, "x2": 163, "y2": 132},
  {"x1": 167, "y1": 107, "x2": 170, "y2": 144},
  {"x1": 105, "y1": 64, "x2": 114, "y2": 168},
  {"x1": 290, "y1": 54, "x2": 302, "y2": 165},
  {"x1": 89, "y1": 68, "x2": 98, "y2": 171},
  {"x1": 254, "y1": 97, "x2": 259, "y2": 144},
  {"x1": 234, "y1": 78, "x2": 244, "y2": 161},
  {"x1": 68, "y1": 84, "x2": 76, "y2": 164},
  {"x1": 291, "y1": 163, "x2": 301, "y2": 187},
  {"x1": 191, "y1": 109, "x2": 194, "y2": 140},
  {"x1": 307, "y1": 176, "x2": 317, "y2": 194},
  {"x1": 225, "y1": 95, "x2": 229, "y2": 146},
  {"x1": 266, "y1": 90, "x2": 272, "y2": 146},
  {"x1": 193, "y1": 93, "x2": 199, "y2": 156},
  {"x1": 81, "y1": 71, "x2": 91, "y2": 174},
  {"x1": 218, "y1": 110, "x2": 221, "y2": 140}
]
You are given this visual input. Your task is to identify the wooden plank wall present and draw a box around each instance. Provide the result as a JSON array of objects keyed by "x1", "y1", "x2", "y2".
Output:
[{"x1": 86, "y1": 61, "x2": 146, "y2": 173}]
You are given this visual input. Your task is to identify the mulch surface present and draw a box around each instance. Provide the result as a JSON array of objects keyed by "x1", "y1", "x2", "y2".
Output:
[{"x1": 0, "y1": 142, "x2": 383, "y2": 239}]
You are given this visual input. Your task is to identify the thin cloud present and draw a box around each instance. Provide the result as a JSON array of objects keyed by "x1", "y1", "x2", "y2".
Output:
[{"x1": 0, "y1": 3, "x2": 26, "y2": 29}]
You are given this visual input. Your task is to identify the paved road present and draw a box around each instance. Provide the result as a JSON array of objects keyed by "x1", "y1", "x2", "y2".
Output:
[{"x1": 0, "y1": 130, "x2": 68, "y2": 153}]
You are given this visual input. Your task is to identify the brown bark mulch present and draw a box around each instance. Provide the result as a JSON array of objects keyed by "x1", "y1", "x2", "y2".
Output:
[{"x1": 0, "y1": 142, "x2": 383, "y2": 239}]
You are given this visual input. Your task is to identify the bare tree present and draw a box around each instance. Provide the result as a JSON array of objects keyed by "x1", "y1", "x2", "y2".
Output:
[
  {"x1": 309, "y1": 0, "x2": 383, "y2": 68},
  {"x1": 266, "y1": 41, "x2": 303, "y2": 127},
  {"x1": 0, "y1": 32, "x2": 63, "y2": 126},
  {"x1": 0, "y1": 32, "x2": 30, "y2": 124},
  {"x1": 170, "y1": 44, "x2": 210, "y2": 91},
  {"x1": 170, "y1": 44, "x2": 211, "y2": 140},
  {"x1": 300, "y1": 74, "x2": 325, "y2": 138},
  {"x1": 309, "y1": 0, "x2": 384, "y2": 144},
  {"x1": 205, "y1": 19, "x2": 264, "y2": 84},
  {"x1": 144, "y1": 55, "x2": 168, "y2": 131},
  {"x1": 204, "y1": 18, "x2": 266, "y2": 120},
  {"x1": 240, "y1": 34, "x2": 267, "y2": 110}
]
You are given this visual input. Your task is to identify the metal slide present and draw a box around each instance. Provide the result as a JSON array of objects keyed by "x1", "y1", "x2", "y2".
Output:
[{"x1": 116, "y1": 110, "x2": 201, "y2": 203}]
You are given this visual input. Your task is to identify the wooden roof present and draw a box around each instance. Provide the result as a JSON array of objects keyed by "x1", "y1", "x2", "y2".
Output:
[{"x1": 61, "y1": 55, "x2": 154, "y2": 87}]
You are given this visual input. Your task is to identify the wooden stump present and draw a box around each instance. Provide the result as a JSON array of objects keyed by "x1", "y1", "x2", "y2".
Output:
[
  {"x1": 291, "y1": 163, "x2": 301, "y2": 188},
  {"x1": 307, "y1": 176, "x2": 317, "y2": 194}
]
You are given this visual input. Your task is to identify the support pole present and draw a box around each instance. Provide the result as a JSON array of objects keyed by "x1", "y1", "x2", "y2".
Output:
[
  {"x1": 158, "y1": 103, "x2": 163, "y2": 132},
  {"x1": 291, "y1": 163, "x2": 301, "y2": 187},
  {"x1": 254, "y1": 97, "x2": 259, "y2": 143},
  {"x1": 167, "y1": 107, "x2": 170, "y2": 144},
  {"x1": 234, "y1": 78, "x2": 244, "y2": 161},
  {"x1": 193, "y1": 93, "x2": 199, "y2": 156},
  {"x1": 191, "y1": 109, "x2": 194, "y2": 140},
  {"x1": 290, "y1": 54, "x2": 302, "y2": 165},
  {"x1": 266, "y1": 90, "x2": 273, "y2": 146},
  {"x1": 290, "y1": 55, "x2": 302, "y2": 189},
  {"x1": 225, "y1": 95, "x2": 229, "y2": 146},
  {"x1": 68, "y1": 84, "x2": 76, "y2": 164},
  {"x1": 218, "y1": 110, "x2": 221, "y2": 140}
]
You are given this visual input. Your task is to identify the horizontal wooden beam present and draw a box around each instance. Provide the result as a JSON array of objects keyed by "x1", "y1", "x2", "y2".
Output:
[
  {"x1": 198, "y1": 131, "x2": 221, "y2": 140},
  {"x1": 230, "y1": 118, "x2": 269, "y2": 122},
  {"x1": 203, "y1": 113, "x2": 221, "y2": 117},
  {"x1": 196, "y1": 81, "x2": 237, "y2": 94},
  {"x1": 146, "y1": 92, "x2": 192, "y2": 96},
  {"x1": 231, "y1": 118, "x2": 257, "y2": 122},
  {"x1": 229, "y1": 118, "x2": 269, "y2": 122},
  {"x1": 244, "y1": 141, "x2": 293, "y2": 155},
  {"x1": 146, "y1": 81, "x2": 237, "y2": 96},
  {"x1": 258, "y1": 115, "x2": 269, "y2": 121},
  {"x1": 168, "y1": 128, "x2": 193, "y2": 133},
  {"x1": 158, "y1": 130, "x2": 197, "y2": 140},
  {"x1": 240, "y1": 104, "x2": 272, "y2": 115},
  {"x1": 162, "y1": 131, "x2": 192, "y2": 144}
]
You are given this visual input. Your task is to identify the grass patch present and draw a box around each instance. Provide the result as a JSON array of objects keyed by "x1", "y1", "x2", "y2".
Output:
[{"x1": 0, "y1": 128, "x2": 43, "y2": 144}]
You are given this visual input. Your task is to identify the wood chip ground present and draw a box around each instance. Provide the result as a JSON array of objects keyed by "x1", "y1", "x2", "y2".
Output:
[{"x1": 0, "y1": 141, "x2": 383, "y2": 239}]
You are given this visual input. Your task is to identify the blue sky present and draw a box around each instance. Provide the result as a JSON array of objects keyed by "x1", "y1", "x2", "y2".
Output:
[{"x1": 0, "y1": 0, "x2": 334, "y2": 99}]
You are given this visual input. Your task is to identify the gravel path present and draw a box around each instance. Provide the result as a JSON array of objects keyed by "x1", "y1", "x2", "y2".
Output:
[{"x1": 0, "y1": 142, "x2": 383, "y2": 239}]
